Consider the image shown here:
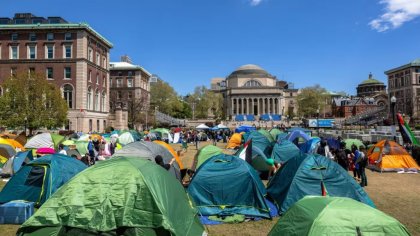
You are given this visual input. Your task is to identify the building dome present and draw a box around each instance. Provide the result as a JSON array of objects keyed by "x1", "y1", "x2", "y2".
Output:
[
  {"x1": 359, "y1": 73, "x2": 384, "y2": 86},
  {"x1": 227, "y1": 64, "x2": 272, "y2": 79}
]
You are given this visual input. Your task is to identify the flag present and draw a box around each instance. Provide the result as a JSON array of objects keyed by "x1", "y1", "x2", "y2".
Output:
[
  {"x1": 321, "y1": 181, "x2": 328, "y2": 196},
  {"x1": 239, "y1": 139, "x2": 252, "y2": 164}
]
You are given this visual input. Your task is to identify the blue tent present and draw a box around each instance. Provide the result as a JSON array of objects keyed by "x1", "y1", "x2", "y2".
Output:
[
  {"x1": 188, "y1": 154, "x2": 271, "y2": 219},
  {"x1": 235, "y1": 125, "x2": 257, "y2": 133},
  {"x1": 299, "y1": 137, "x2": 321, "y2": 154},
  {"x1": 0, "y1": 154, "x2": 87, "y2": 206},
  {"x1": 286, "y1": 130, "x2": 311, "y2": 143},
  {"x1": 267, "y1": 153, "x2": 375, "y2": 214},
  {"x1": 271, "y1": 140, "x2": 300, "y2": 164}
]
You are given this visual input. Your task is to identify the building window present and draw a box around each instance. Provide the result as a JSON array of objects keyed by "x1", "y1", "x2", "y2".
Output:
[
  {"x1": 127, "y1": 78, "x2": 133, "y2": 87},
  {"x1": 89, "y1": 70, "x2": 92, "y2": 82},
  {"x1": 89, "y1": 119, "x2": 92, "y2": 132},
  {"x1": 103, "y1": 57, "x2": 106, "y2": 69},
  {"x1": 11, "y1": 68, "x2": 17, "y2": 77},
  {"x1": 64, "y1": 32, "x2": 72, "y2": 40},
  {"x1": 128, "y1": 71, "x2": 133, "y2": 76},
  {"x1": 46, "y1": 45, "x2": 54, "y2": 59},
  {"x1": 101, "y1": 91, "x2": 106, "y2": 112},
  {"x1": 97, "y1": 120, "x2": 100, "y2": 132},
  {"x1": 243, "y1": 80, "x2": 262, "y2": 87},
  {"x1": 64, "y1": 45, "x2": 72, "y2": 58},
  {"x1": 11, "y1": 33, "x2": 18, "y2": 41},
  {"x1": 47, "y1": 33, "x2": 54, "y2": 41},
  {"x1": 29, "y1": 33, "x2": 36, "y2": 41},
  {"x1": 88, "y1": 48, "x2": 93, "y2": 61},
  {"x1": 95, "y1": 90, "x2": 100, "y2": 111},
  {"x1": 28, "y1": 45, "x2": 36, "y2": 59},
  {"x1": 46, "y1": 67, "x2": 53, "y2": 80},
  {"x1": 109, "y1": 78, "x2": 112, "y2": 87},
  {"x1": 117, "y1": 91, "x2": 122, "y2": 100},
  {"x1": 96, "y1": 53, "x2": 100, "y2": 66},
  {"x1": 10, "y1": 46, "x2": 18, "y2": 59},
  {"x1": 103, "y1": 76, "x2": 106, "y2": 87},
  {"x1": 117, "y1": 78, "x2": 122, "y2": 88},
  {"x1": 128, "y1": 91, "x2": 132, "y2": 99},
  {"x1": 29, "y1": 68, "x2": 35, "y2": 77},
  {"x1": 87, "y1": 87, "x2": 92, "y2": 110},
  {"x1": 64, "y1": 67, "x2": 71, "y2": 79},
  {"x1": 96, "y1": 74, "x2": 99, "y2": 84},
  {"x1": 63, "y1": 84, "x2": 73, "y2": 108}
]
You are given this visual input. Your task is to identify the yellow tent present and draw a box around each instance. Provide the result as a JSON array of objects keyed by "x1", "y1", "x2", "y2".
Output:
[
  {"x1": 226, "y1": 133, "x2": 242, "y2": 149},
  {"x1": 0, "y1": 155, "x2": 7, "y2": 164},
  {"x1": 153, "y1": 140, "x2": 183, "y2": 169},
  {"x1": 0, "y1": 138, "x2": 25, "y2": 151},
  {"x1": 367, "y1": 140, "x2": 420, "y2": 172}
]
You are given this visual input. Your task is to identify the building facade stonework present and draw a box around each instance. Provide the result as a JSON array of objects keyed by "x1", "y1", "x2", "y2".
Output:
[
  {"x1": 385, "y1": 59, "x2": 420, "y2": 121},
  {"x1": 211, "y1": 64, "x2": 298, "y2": 122},
  {"x1": 0, "y1": 13, "x2": 125, "y2": 132}
]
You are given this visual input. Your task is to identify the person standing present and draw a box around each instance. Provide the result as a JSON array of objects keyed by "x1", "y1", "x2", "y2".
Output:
[
  {"x1": 336, "y1": 142, "x2": 348, "y2": 170},
  {"x1": 356, "y1": 146, "x2": 368, "y2": 187},
  {"x1": 351, "y1": 145, "x2": 361, "y2": 180}
]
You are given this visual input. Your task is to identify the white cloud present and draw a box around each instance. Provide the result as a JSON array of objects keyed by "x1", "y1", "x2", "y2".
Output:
[
  {"x1": 250, "y1": 0, "x2": 263, "y2": 6},
  {"x1": 370, "y1": 0, "x2": 420, "y2": 32}
]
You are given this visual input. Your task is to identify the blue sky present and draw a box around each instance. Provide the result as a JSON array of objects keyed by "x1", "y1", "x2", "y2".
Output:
[{"x1": 2, "y1": 0, "x2": 420, "y2": 95}]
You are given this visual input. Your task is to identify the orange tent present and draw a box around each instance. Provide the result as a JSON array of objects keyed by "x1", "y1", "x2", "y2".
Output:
[
  {"x1": 153, "y1": 140, "x2": 183, "y2": 169},
  {"x1": 226, "y1": 133, "x2": 242, "y2": 149},
  {"x1": 0, "y1": 138, "x2": 25, "y2": 151},
  {"x1": 367, "y1": 140, "x2": 420, "y2": 172}
]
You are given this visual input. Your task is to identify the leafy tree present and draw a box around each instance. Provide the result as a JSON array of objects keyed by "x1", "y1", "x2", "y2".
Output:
[
  {"x1": 297, "y1": 84, "x2": 328, "y2": 118},
  {"x1": 184, "y1": 86, "x2": 224, "y2": 119},
  {"x1": 0, "y1": 72, "x2": 68, "y2": 134},
  {"x1": 150, "y1": 80, "x2": 182, "y2": 117},
  {"x1": 126, "y1": 95, "x2": 149, "y2": 130}
]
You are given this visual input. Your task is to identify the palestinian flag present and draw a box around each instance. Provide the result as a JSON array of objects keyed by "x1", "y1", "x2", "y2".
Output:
[
  {"x1": 239, "y1": 139, "x2": 253, "y2": 164},
  {"x1": 321, "y1": 181, "x2": 329, "y2": 196}
]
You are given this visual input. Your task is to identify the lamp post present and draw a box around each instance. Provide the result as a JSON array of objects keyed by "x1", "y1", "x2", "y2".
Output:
[
  {"x1": 316, "y1": 108, "x2": 320, "y2": 136},
  {"x1": 390, "y1": 96, "x2": 397, "y2": 142},
  {"x1": 24, "y1": 116, "x2": 27, "y2": 135}
]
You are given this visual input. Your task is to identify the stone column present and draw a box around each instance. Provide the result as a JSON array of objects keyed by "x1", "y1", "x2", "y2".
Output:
[
  {"x1": 240, "y1": 98, "x2": 243, "y2": 115},
  {"x1": 231, "y1": 98, "x2": 234, "y2": 116},
  {"x1": 251, "y1": 98, "x2": 254, "y2": 115},
  {"x1": 262, "y1": 98, "x2": 265, "y2": 115},
  {"x1": 278, "y1": 98, "x2": 281, "y2": 115}
]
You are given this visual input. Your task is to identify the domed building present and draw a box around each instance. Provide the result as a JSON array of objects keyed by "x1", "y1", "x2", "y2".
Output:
[
  {"x1": 357, "y1": 73, "x2": 386, "y2": 97},
  {"x1": 211, "y1": 64, "x2": 298, "y2": 122}
]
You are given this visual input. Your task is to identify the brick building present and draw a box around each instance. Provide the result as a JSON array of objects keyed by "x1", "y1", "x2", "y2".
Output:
[
  {"x1": 332, "y1": 97, "x2": 377, "y2": 118},
  {"x1": 0, "y1": 13, "x2": 114, "y2": 132},
  {"x1": 109, "y1": 56, "x2": 151, "y2": 130}
]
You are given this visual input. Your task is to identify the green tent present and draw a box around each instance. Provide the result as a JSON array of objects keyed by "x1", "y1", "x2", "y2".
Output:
[
  {"x1": 0, "y1": 154, "x2": 86, "y2": 206},
  {"x1": 188, "y1": 154, "x2": 271, "y2": 219},
  {"x1": 258, "y1": 129, "x2": 274, "y2": 143},
  {"x1": 245, "y1": 131, "x2": 274, "y2": 171},
  {"x1": 271, "y1": 139, "x2": 300, "y2": 164},
  {"x1": 269, "y1": 196, "x2": 410, "y2": 236},
  {"x1": 193, "y1": 145, "x2": 223, "y2": 170},
  {"x1": 17, "y1": 157, "x2": 206, "y2": 236},
  {"x1": 267, "y1": 153, "x2": 375, "y2": 214},
  {"x1": 269, "y1": 128, "x2": 283, "y2": 140},
  {"x1": 344, "y1": 138, "x2": 365, "y2": 150}
]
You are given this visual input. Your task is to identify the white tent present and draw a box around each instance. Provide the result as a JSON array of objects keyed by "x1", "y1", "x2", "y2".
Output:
[
  {"x1": 196, "y1": 124, "x2": 210, "y2": 129},
  {"x1": 217, "y1": 124, "x2": 228, "y2": 129}
]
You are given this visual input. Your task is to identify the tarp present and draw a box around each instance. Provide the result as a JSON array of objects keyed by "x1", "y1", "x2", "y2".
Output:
[
  {"x1": 0, "y1": 154, "x2": 86, "y2": 206},
  {"x1": 192, "y1": 145, "x2": 223, "y2": 170},
  {"x1": 24, "y1": 133, "x2": 64, "y2": 149},
  {"x1": 367, "y1": 139, "x2": 420, "y2": 172},
  {"x1": 226, "y1": 133, "x2": 242, "y2": 149},
  {"x1": 17, "y1": 157, "x2": 205, "y2": 236},
  {"x1": 267, "y1": 153, "x2": 375, "y2": 214},
  {"x1": 271, "y1": 140, "x2": 300, "y2": 164},
  {"x1": 235, "y1": 125, "x2": 256, "y2": 133},
  {"x1": 268, "y1": 196, "x2": 410, "y2": 236},
  {"x1": 113, "y1": 141, "x2": 181, "y2": 181},
  {"x1": 188, "y1": 154, "x2": 271, "y2": 219}
]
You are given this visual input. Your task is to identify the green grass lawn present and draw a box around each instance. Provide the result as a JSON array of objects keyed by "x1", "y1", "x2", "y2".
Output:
[{"x1": 0, "y1": 141, "x2": 419, "y2": 236}]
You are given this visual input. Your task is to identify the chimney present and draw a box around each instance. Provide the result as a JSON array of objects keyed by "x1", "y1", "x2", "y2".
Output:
[{"x1": 120, "y1": 55, "x2": 132, "y2": 64}]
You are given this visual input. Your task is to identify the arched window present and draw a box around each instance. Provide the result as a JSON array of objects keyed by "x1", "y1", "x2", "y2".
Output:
[
  {"x1": 243, "y1": 80, "x2": 262, "y2": 87},
  {"x1": 63, "y1": 84, "x2": 73, "y2": 108},
  {"x1": 87, "y1": 87, "x2": 92, "y2": 110},
  {"x1": 95, "y1": 89, "x2": 100, "y2": 111},
  {"x1": 101, "y1": 91, "x2": 106, "y2": 112}
]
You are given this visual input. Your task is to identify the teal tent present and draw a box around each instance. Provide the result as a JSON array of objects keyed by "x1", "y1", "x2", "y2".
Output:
[
  {"x1": 0, "y1": 154, "x2": 86, "y2": 206},
  {"x1": 17, "y1": 157, "x2": 205, "y2": 236},
  {"x1": 267, "y1": 153, "x2": 374, "y2": 214},
  {"x1": 245, "y1": 131, "x2": 274, "y2": 171},
  {"x1": 188, "y1": 154, "x2": 271, "y2": 219},
  {"x1": 269, "y1": 196, "x2": 410, "y2": 236},
  {"x1": 271, "y1": 139, "x2": 300, "y2": 164},
  {"x1": 192, "y1": 145, "x2": 223, "y2": 170}
]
